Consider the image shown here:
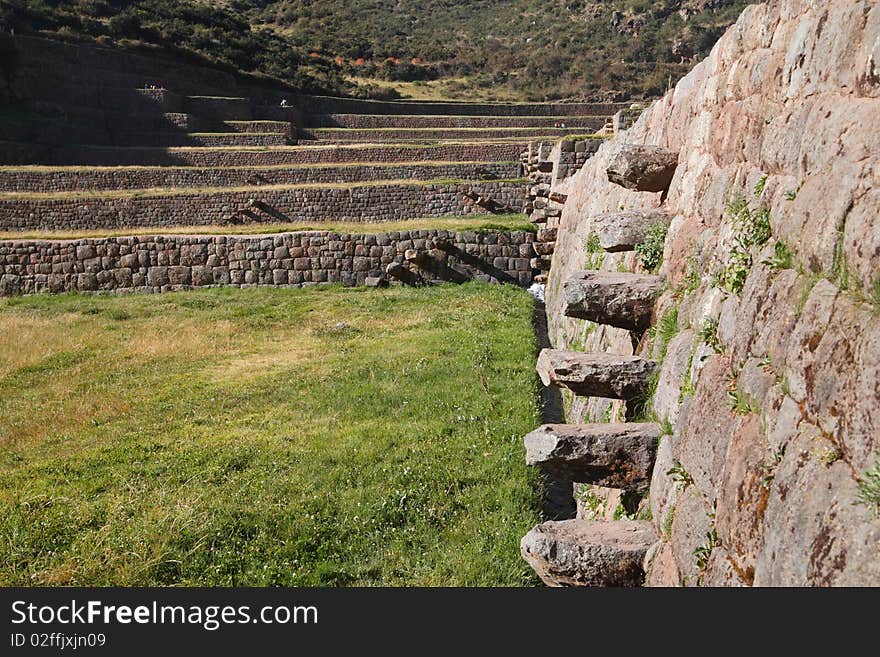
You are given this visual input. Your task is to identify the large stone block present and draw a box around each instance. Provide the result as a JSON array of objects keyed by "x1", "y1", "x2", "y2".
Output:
[
  {"x1": 521, "y1": 519, "x2": 656, "y2": 587},
  {"x1": 606, "y1": 144, "x2": 678, "y2": 192},
  {"x1": 536, "y1": 349, "x2": 656, "y2": 400},
  {"x1": 592, "y1": 210, "x2": 671, "y2": 252},
  {"x1": 524, "y1": 422, "x2": 660, "y2": 490},
  {"x1": 563, "y1": 271, "x2": 663, "y2": 331}
]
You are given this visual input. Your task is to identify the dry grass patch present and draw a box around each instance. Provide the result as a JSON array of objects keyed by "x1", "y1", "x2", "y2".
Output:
[{"x1": 0, "y1": 285, "x2": 542, "y2": 586}]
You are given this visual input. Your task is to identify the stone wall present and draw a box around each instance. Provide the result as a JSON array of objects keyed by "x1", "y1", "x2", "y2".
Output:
[
  {"x1": 0, "y1": 163, "x2": 522, "y2": 193},
  {"x1": 306, "y1": 114, "x2": 609, "y2": 129},
  {"x1": 0, "y1": 229, "x2": 539, "y2": 295},
  {"x1": 544, "y1": 0, "x2": 880, "y2": 586},
  {"x1": 0, "y1": 182, "x2": 528, "y2": 232},
  {"x1": 26, "y1": 143, "x2": 526, "y2": 167},
  {"x1": 301, "y1": 127, "x2": 588, "y2": 142},
  {"x1": 296, "y1": 95, "x2": 630, "y2": 117}
]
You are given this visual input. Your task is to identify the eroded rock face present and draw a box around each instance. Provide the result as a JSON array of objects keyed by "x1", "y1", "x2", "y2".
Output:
[
  {"x1": 563, "y1": 271, "x2": 663, "y2": 331},
  {"x1": 524, "y1": 423, "x2": 660, "y2": 490},
  {"x1": 536, "y1": 349, "x2": 656, "y2": 399},
  {"x1": 521, "y1": 519, "x2": 656, "y2": 587},
  {"x1": 592, "y1": 210, "x2": 671, "y2": 252},
  {"x1": 545, "y1": 0, "x2": 880, "y2": 586},
  {"x1": 606, "y1": 144, "x2": 678, "y2": 192}
]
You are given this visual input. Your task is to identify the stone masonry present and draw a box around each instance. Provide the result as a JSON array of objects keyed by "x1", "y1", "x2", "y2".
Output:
[
  {"x1": 0, "y1": 229, "x2": 539, "y2": 295},
  {"x1": 0, "y1": 182, "x2": 528, "y2": 232}
]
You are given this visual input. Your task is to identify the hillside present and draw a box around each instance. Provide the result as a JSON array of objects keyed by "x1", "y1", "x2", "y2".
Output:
[
  {"x1": 1, "y1": 0, "x2": 750, "y2": 101},
  {"x1": 245, "y1": 0, "x2": 752, "y2": 100},
  {"x1": 0, "y1": 0, "x2": 356, "y2": 97}
]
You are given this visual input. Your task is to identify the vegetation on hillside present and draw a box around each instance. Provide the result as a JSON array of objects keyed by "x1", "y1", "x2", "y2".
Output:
[
  {"x1": 1, "y1": 0, "x2": 751, "y2": 101},
  {"x1": 246, "y1": 0, "x2": 751, "y2": 100},
  {"x1": 0, "y1": 284, "x2": 542, "y2": 585},
  {"x1": 0, "y1": 0, "x2": 359, "y2": 97}
]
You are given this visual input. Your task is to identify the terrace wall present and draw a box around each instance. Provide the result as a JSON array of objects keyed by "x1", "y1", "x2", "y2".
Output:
[
  {"x1": 0, "y1": 182, "x2": 528, "y2": 232},
  {"x1": 0, "y1": 229, "x2": 539, "y2": 295},
  {"x1": 0, "y1": 162, "x2": 522, "y2": 193},
  {"x1": 10, "y1": 143, "x2": 526, "y2": 167}
]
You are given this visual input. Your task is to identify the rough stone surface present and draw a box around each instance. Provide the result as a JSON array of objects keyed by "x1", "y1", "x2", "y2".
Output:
[
  {"x1": 521, "y1": 519, "x2": 657, "y2": 587},
  {"x1": 0, "y1": 182, "x2": 527, "y2": 232},
  {"x1": 0, "y1": 229, "x2": 539, "y2": 295},
  {"x1": 536, "y1": 349, "x2": 656, "y2": 400},
  {"x1": 592, "y1": 210, "x2": 671, "y2": 252},
  {"x1": 563, "y1": 271, "x2": 663, "y2": 331},
  {"x1": 652, "y1": 330, "x2": 695, "y2": 427},
  {"x1": 524, "y1": 423, "x2": 660, "y2": 490},
  {"x1": 605, "y1": 144, "x2": 678, "y2": 192},
  {"x1": 545, "y1": 0, "x2": 880, "y2": 585}
]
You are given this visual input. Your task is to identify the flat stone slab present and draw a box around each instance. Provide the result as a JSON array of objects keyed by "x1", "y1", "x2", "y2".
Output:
[
  {"x1": 521, "y1": 519, "x2": 657, "y2": 586},
  {"x1": 563, "y1": 271, "x2": 663, "y2": 331},
  {"x1": 592, "y1": 210, "x2": 671, "y2": 252},
  {"x1": 606, "y1": 144, "x2": 678, "y2": 192},
  {"x1": 537, "y1": 349, "x2": 656, "y2": 399},
  {"x1": 524, "y1": 422, "x2": 660, "y2": 490}
]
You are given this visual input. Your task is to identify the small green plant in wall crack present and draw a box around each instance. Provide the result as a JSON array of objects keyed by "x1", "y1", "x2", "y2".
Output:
[
  {"x1": 668, "y1": 461, "x2": 694, "y2": 491},
  {"x1": 634, "y1": 222, "x2": 668, "y2": 274},
  {"x1": 719, "y1": 196, "x2": 773, "y2": 294},
  {"x1": 693, "y1": 507, "x2": 719, "y2": 583},
  {"x1": 763, "y1": 240, "x2": 793, "y2": 271},
  {"x1": 856, "y1": 460, "x2": 880, "y2": 518}
]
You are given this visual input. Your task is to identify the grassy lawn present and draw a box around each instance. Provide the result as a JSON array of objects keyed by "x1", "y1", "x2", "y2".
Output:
[
  {"x1": 0, "y1": 284, "x2": 541, "y2": 586},
  {"x1": 0, "y1": 214, "x2": 534, "y2": 241}
]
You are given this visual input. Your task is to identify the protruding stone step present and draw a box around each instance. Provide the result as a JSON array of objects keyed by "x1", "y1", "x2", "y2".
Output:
[
  {"x1": 536, "y1": 349, "x2": 656, "y2": 399},
  {"x1": 531, "y1": 257, "x2": 552, "y2": 271},
  {"x1": 530, "y1": 209, "x2": 548, "y2": 224},
  {"x1": 524, "y1": 423, "x2": 660, "y2": 490},
  {"x1": 533, "y1": 241, "x2": 555, "y2": 256},
  {"x1": 563, "y1": 271, "x2": 662, "y2": 331},
  {"x1": 521, "y1": 519, "x2": 656, "y2": 587},
  {"x1": 606, "y1": 144, "x2": 678, "y2": 192},
  {"x1": 536, "y1": 227, "x2": 558, "y2": 242},
  {"x1": 592, "y1": 210, "x2": 671, "y2": 252}
]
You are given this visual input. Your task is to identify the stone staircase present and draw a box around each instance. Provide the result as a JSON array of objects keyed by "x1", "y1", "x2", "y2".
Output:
[{"x1": 520, "y1": 141, "x2": 680, "y2": 587}]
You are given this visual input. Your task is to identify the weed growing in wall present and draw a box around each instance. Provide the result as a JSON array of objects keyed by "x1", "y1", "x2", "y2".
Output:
[
  {"x1": 719, "y1": 197, "x2": 772, "y2": 294},
  {"x1": 634, "y1": 222, "x2": 668, "y2": 273},
  {"x1": 667, "y1": 461, "x2": 694, "y2": 491},
  {"x1": 693, "y1": 508, "x2": 718, "y2": 583},
  {"x1": 761, "y1": 447, "x2": 785, "y2": 489},
  {"x1": 754, "y1": 174, "x2": 768, "y2": 198},
  {"x1": 856, "y1": 460, "x2": 880, "y2": 518},
  {"x1": 698, "y1": 318, "x2": 723, "y2": 354},
  {"x1": 762, "y1": 240, "x2": 793, "y2": 271},
  {"x1": 583, "y1": 232, "x2": 605, "y2": 270}
]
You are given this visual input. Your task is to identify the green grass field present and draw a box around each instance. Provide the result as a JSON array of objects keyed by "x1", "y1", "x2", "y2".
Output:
[{"x1": 0, "y1": 284, "x2": 541, "y2": 586}]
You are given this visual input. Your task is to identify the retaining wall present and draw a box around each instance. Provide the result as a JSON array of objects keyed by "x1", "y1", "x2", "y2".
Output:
[
  {"x1": 18, "y1": 143, "x2": 526, "y2": 167},
  {"x1": 0, "y1": 229, "x2": 538, "y2": 295},
  {"x1": 0, "y1": 162, "x2": 522, "y2": 193},
  {"x1": 302, "y1": 127, "x2": 587, "y2": 142},
  {"x1": 306, "y1": 114, "x2": 608, "y2": 129},
  {"x1": 0, "y1": 182, "x2": 528, "y2": 231}
]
